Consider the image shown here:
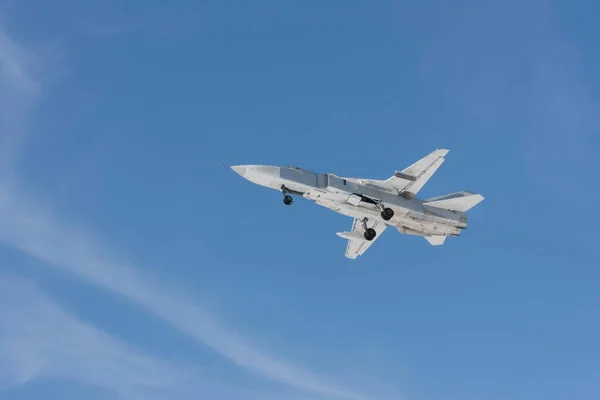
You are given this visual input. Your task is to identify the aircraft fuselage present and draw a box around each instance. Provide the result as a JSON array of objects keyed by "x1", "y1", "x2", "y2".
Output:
[{"x1": 231, "y1": 165, "x2": 467, "y2": 237}]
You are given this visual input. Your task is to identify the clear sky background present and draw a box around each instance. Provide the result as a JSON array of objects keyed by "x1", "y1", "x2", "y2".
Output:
[{"x1": 1, "y1": 1, "x2": 599, "y2": 399}]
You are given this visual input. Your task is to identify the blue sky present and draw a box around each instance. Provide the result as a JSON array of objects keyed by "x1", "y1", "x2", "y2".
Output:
[{"x1": 1, "y1": 1, "x2": 599, "y2": 399}]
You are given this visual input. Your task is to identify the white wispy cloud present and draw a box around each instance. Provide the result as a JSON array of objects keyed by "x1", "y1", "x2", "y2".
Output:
[
  {"x1": 0, "y1": 274, "x2": 279, "y2": 400},
  {"x1": 0, "y1": 274, "x2": 201, "y2": 399},
  {"x1": 0, "y1": 187, "x2": 377, "y2": 400},
  {"x1": 0, "y1": 24, "x2": 383, "y2": 400},
  {"x1": 0, "y1": 27, "x2": 40, "y2": 177}
]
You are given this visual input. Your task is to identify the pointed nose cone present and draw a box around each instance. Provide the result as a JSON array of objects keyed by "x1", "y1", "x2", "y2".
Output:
[
  {"x1": 231, "y1": 165, "x2": 247, "y2": 177},
  {"x1": 230, "y1": 165, "x2": 281, "y2": 189}
]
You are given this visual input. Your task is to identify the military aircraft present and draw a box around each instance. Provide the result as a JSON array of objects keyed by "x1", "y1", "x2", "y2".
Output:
[{"x1": 230, "y1": 149, "x2": 484, "y2": 259}]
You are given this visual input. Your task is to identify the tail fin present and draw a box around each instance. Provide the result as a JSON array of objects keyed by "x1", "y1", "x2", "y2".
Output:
[{"x1": 423, "y1": 191, "x2": 484, "y2": 213}]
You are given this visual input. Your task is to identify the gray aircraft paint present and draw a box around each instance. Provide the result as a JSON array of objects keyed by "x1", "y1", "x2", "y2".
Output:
[{"x1": 231, "y1": 149, "x2": 483, "y2": 259}]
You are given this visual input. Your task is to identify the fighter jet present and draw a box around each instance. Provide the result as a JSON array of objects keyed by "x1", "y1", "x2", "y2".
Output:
[{"x1": 230, "y1": 149, "x2": 484, "y2": 259}]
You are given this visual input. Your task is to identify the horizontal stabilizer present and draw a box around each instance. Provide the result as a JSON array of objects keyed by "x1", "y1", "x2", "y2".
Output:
[
  {"x1": 424, "y1": 235, "x2": 446, "y2": 245},
  {"x1": 337, "y1": 231, "x2": 365, "y2": 241},
  {"x1": 423, "y1": 191, "x2": 484, "y2": 213}
]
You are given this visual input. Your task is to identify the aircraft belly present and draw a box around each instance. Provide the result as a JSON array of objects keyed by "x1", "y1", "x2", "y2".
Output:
[
  {"x1": 312, "y1": 199, "x2": 381, "y2": 220},
  {"x1": 398, "y1": 218, "x2": 460, "y2": 236},
  {"x1": 304, "y1": 182, "x2": 460, "y2": 232}
]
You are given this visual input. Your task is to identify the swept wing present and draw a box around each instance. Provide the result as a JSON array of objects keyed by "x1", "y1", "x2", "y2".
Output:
[
  {"x1": 384, "y1": 149, "x2": 448, "y2": 196},
  {"x1": 337, "y1": 217, "x2": 387, "y2": 259}
]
